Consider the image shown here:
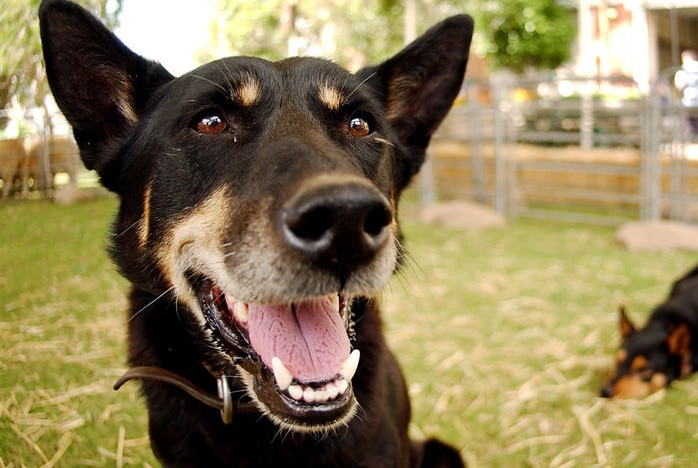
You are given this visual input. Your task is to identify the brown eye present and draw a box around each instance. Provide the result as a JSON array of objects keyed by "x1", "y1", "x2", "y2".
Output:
[
  {"x1": 348, "y1": 116, "x2": 371, "y2": 137},
  {"x1": 196, "y1": 115, "x2": 228, "y2": 134}
]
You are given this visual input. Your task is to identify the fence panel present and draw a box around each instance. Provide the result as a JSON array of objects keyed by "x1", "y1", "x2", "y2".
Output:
[{"x1": 430, "y1": 72, "x2": 698, "y2": 224}]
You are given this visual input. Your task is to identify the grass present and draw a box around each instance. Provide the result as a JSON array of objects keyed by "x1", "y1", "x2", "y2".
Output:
[
  {"x1": 0, "y1": 197, "x2": 155, "y2": 467},
  {"x1": 1, "y1": 196, "x2": 696, "y2": 467}
]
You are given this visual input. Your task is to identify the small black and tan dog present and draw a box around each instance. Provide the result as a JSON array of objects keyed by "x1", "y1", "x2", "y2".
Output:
[
  {"x1": 602, "y1": 265, "x2": 698, "y2": 398},
  {"x1": 40, "y1": 0, "x2": 473, "y2": 466}
]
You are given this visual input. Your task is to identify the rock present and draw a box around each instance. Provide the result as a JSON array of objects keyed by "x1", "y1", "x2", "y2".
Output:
[
  {"x1": 420, "y1": 200, "x2": 506, "y2": 230},
  {"x1": 616, "y1": 221, "x2": 698, "y2": 251},
  {"x1": 53, "y1": 186, "x2": 108, "y2": 205}
]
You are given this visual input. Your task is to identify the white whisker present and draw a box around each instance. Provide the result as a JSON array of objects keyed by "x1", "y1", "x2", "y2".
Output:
[
  {"x1": 347, "y1": 72, "x2": 377, "y2": 100},
  {"x1": 112, "y1": 219, "x2": 141, "y2": 239},
  {"x1": 191, "y1": 74, "x2": 228, "y2": 93},
  {"x1": 128, "y1": 286, "x2": 175, "y2": 323}
]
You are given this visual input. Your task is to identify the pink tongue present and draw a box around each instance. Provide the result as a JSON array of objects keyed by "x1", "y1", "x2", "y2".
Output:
[{"x1": 246, "y1": 297, "x2": 350, "y2": 382}]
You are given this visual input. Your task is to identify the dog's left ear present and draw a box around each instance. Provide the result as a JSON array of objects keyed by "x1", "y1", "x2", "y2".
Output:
[
  {"x1": 39, "y1": 0, "x2": 174, "y2": 192},
  {"x1": 357, "y1": 15, "x2": 474, "y2": 191},
  {"x1": 619, "y1": 306, "x2": 636, "y2": 339}
]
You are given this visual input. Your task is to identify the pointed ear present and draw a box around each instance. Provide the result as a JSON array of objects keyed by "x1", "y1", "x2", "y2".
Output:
[
  {"x1": 40, "y1": 0, "x2": 173, "y2": 192},
  {"x1": 619, "y1": 306, "x2": 635, "y2": 339},
  {"x1": 667, "y1": 323, "x2": 692, "y2": 377},
  {"x1": 357, "y1": 15, "x2": 474, "y2": 190}
]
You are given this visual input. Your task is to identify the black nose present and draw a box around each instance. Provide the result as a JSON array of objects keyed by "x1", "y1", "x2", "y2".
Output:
[
  {"x1": 600, "y1": 385, "x2": 614, "y2": 398},
  {"x1": 282, "y1": 177, "x2": 392, "y2": 275}
]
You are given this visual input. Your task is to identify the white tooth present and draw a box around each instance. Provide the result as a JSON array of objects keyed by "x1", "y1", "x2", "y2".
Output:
[
  {"x1": 303, "y1": 387, "x2": 316, "y2": 403},
  {"x1": 288, "y1": 384, "x2": 303, "y2": 400},
  {"x1": 329, "y1": 294, "x2": 340, "y2": 311},
  {"x1": 315, "y1": 388, "x2": 329, "y2": 403},
  {"x1": 272, "y1": 357, "x2": 293, "y2": 391},
  {"x1": 234, "y1": 302, "x2": 249, "y2": 324},
  {"x1": 326, "y1": 382, "x2": 339, "y2": 400},
  {"x1": 339, "y1": 349, "x2": 360, "y2": 381},
  {"x1": 337, "y1": 379, "x2": 349, "y2": 394}
]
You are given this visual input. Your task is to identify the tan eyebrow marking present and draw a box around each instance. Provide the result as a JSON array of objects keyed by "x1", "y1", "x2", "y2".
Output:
[
  {"x1": 319, "y1": 84, "x2": 344, "y2": 111},
  {"x1": 232, "y1": 77, "x2": 261, "y2": 107},
  {"x1": 630, "y1": 355, "x2": 648, "y2": 371}
]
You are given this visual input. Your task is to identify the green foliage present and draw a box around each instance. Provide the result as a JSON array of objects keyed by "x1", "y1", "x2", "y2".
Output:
[
  {"x1": 209, "y1": 0, "x2": 577, "y2": 75},
  {"x1": 0, "y1": 0, "x2": 122, "y2": 124},
  {"x1": 209, "y1": 0, "x2": 462, "y2": 67},
  {"x1": 475, "y1": 0, "x2": 577, "y2": 73},
  {"x1": 1, "y1": 0, "x2": 45, "y2": 111}
]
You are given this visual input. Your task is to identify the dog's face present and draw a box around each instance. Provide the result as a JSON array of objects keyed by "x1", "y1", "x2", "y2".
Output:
[
  {"x1": 602, "y1": 307, "x2": 691, "y2": 398},
  {"x1": 126, "y1": 58, "x2": 401, "y2": 429},
  {"x1": 40, "y1": 0, "x2": 473, "y2": 431}
]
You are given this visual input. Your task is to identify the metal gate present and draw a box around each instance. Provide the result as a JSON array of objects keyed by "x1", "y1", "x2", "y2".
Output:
[{"x1": 428, "y1": 71, "x2": 698, "y2": 224}]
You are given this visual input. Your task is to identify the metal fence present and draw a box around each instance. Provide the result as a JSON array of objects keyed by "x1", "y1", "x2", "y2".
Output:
[
  {"x1": 427, "y1": 71, "x2": 698, "y2": 225},
  {"x1": 0, "y1": 108, "x2": 80, "y2": 199}
]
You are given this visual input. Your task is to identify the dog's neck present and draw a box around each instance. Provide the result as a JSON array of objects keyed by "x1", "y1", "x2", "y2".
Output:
[{"x1": 114, "y1": 365, "x2": 258, "y2": 423}]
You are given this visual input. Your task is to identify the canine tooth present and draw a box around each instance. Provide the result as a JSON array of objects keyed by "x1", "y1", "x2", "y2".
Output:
[
  {"x1": 339, "y1": 349, "x2": 360, "y2": 381},
  {"x1": 337, "y1": 379, "x2": 349, "y2": 395},
  {"x1": 288, "y1": 384, "x2": 303, "y2": 401},
  {"x1": 233, "y1": 301, "x2": 249, "y2": 324},
  {"x1": 272, "y1": 357, "x2": 293, "y2": 391},
  {"x1": 329, "y1": 294, "x2": 340, "y2": 311}
]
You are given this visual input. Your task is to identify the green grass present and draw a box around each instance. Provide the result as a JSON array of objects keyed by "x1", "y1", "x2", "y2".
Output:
[
  {"x1": 0, "y1": 198, "x2": 155, "y2": 467},
  {"x1": 1, "y1": 197, "x2": 696, "y2": 467}
]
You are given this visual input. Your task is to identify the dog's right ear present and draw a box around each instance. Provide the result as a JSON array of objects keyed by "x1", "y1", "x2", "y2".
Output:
[
  {"x1": 39, "y1": 0, "x2": 173, "y2": 192},
  {"x1": 619, "y1": 306, "x2": 636, "y2": 339},
  {"x1": 667, "y1": 323, "x2": 692, "y2": 378},
  {"x1": 356, "y1": 15, "x2": 473, "y2": 192}
]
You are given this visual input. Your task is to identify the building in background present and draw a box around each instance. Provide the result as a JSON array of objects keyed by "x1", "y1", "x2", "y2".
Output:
[{"x1": 574, "y1": 0, "x2": 698, "y2": 92}]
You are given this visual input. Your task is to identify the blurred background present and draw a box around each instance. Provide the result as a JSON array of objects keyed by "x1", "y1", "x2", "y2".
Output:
[{"x1": 2, "y1": 0, "x2": 698, "y2": 222}]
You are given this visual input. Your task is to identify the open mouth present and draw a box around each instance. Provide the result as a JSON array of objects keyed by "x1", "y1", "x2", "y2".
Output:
[{"x1": 195, "y1": 277, "x2": 359, "y2": 428}]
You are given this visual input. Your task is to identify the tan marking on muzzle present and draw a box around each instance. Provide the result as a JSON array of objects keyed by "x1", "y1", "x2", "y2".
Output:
[
  {"x1": 155, "y1": 187, "x2": 230, "y2": 321},
  {"x1": 612, "y1": 374, "x2": 651, "y2": 398}
]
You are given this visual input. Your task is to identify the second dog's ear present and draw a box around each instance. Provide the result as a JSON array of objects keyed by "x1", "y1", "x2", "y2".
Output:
[
  {"x1": 40, "y1": 0, "x2": 173, "y2": 192},
  {"x1": 666, "y1": 323, "x2": 692, "y2": 377},
  {"x1": 357, "y1": 15, "x2": 474, "y2": 191},
  {"x1": 619, "y1": 306, "x2": 636, "y2": 339}
]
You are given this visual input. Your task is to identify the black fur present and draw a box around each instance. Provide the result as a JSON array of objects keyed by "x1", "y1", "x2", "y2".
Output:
[{"x1": 40, "y1": 0, "x2": 473, "y2": 465}]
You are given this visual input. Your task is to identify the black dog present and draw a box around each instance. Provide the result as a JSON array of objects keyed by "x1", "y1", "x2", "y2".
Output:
[
  {"x1": 40, "y1": 1, "x2": 473, "y2": 465},
  {"x1": 602, "y1": 265, "x2": 698, "y2": 398}
]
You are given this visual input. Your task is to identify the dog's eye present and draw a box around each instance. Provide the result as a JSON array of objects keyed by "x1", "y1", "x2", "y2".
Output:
[
  {"x1": 195, "y1": 115, "x2": 228, "y2": 135},
  {"x1": 347, "y1": 115, "x2": 372, "y2": 137}
]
